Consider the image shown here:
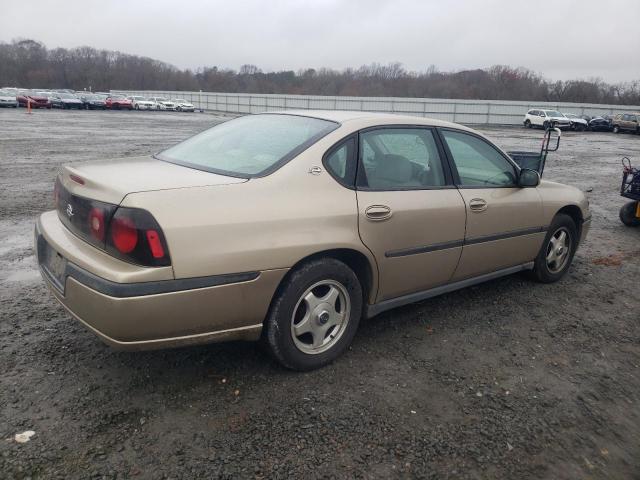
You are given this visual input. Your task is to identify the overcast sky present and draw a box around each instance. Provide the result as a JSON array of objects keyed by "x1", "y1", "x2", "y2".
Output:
[{"x1": 1, "y1": 0, "x2": 639, "y2": 82}]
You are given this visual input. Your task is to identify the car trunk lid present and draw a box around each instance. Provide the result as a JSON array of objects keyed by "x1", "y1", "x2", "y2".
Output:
[{"x1": 60, "y1": 155, "x2": 246, "y2": 204}]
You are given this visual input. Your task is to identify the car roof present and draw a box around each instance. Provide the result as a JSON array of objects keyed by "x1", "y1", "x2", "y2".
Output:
[{"x1": 268, "y1": 109, "x2": 472, "y2": 130}]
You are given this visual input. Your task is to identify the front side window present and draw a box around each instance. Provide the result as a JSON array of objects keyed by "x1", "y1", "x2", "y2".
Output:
[
  {"x1": 159, "y1": 114, "x2": 338, "y2": 177},
  {"x1": 441, "y1": 130, "x2": 517, "y2": 187},
  {"x1": 358, "y1": 128, "x2": 446, "y2": 190}
]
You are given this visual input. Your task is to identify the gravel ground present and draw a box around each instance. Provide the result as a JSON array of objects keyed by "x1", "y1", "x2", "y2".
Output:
[{"x1": 0, "y1": 108, "x2": 639, "y2": 479}]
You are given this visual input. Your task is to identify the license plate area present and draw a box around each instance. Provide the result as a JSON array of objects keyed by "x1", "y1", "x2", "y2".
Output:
[{"x1": 37, "y1": 235, "x2": 67, "y2": 294}]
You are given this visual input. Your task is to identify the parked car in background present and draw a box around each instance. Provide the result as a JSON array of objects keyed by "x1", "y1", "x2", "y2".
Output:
[
  {"x1": 149, "y1": 97, "x2": 176, "y2": 111},
  {"x1": 105, "y1": 95, "x2": 133, "y2": 110},
  {"x1": 524, "y1": 109, "x2": 571, "y2": 130},
  {"x1": 563, "y1": 113, "x2": 588, "y2": 131},
  {"x1": 172, "y1": 99, "x2": 195, "y2": 112},
  {"x1": 78, "y1": 94, "x2": 107, "y2": 110},
  {"x1": 612, "y1": 113, "x2": 640, "y2": 134},
  {"x1": 36, "y1": 111, "x2": 590, "y2": 370},
  {"x1": 17, "y1": 91, "x2": 52, "y2": 109},
  {"x1": 588, "y1": 116, "x2": 613, "y2": 132},
  {"x1": 129, "y1": 96, "x2": 156, "y2": 110},
  {"x1": 0, "y1": 89, "x2": 18, "y2": 107},
  {"x1": 51, "y1": 93, "x2": 84, "y2": 110}
]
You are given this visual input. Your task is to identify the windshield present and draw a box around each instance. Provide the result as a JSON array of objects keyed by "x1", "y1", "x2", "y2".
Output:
[
  {"x1": 545, "y1": 110, "x2": 563, "y2": 117},
  {"x1": 158, "y1": 114, "x2": 338, "y2": 177},
  {"x1": 564, "y1": 113, "x2": 577, "y2": 118},
  {"x1": 110, "y1": 95, "x2": 125, "y2": 100},
  {"x1": 173, "y1": 99, "x2": 187, "y2": 103},
  {"x1": 58, "y1": 93, "x2": 76, "y2": 99}
]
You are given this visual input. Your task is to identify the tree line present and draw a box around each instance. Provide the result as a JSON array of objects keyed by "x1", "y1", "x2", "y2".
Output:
[{"x1": 1, "y1": 39, "x2": 639, "y2": 105}]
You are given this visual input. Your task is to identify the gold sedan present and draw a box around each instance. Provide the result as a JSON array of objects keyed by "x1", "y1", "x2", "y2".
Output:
[{"x1": 36, "y1": 111, "x2": 590, "y2": 370}]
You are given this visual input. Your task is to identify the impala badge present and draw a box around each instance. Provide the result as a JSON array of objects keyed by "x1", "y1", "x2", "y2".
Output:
[{"x1": 66, "y1": 203, "x2": 74, "y2": 217}]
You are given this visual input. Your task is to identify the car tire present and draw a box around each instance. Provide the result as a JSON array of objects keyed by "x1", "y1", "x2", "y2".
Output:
[
  {"x1": 264, "y1": 258, "x2": 363, "y2": 371},
  {"x1": 135, "y1": 105, "x2": 139, "y2": 110},
  {"x1": 613, "y1": 125, "x2": 620, "y2": 133},
  {"x1": 543, "y1": 121, "x2": 550, "y2": 130},
  {"x1": 530, "y1": 213, "x2": 578, "y2": 283},
  {"x1": 619, "y1": 201, "x2": 640, "y2": 227},
  {"x1": 524, "y1": 119, "x2": 531, "y2": 128}
]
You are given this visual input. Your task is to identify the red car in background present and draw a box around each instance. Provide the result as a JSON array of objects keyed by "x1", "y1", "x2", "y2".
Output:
[
  {"x1": 17, "y1": 91, "x2": 52, "y2": 109},
  {"x1": 105, "y1": 95, "x2": 133, "y2": 110}
]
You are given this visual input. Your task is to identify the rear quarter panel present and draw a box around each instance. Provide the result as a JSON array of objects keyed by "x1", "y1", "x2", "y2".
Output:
[{"x1": 120, "y1": 129, "x2": 377, "y2": 289}]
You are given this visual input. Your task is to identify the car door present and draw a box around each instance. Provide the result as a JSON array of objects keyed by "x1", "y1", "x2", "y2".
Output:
[
  {"x1": 439, "y1": 128, "x2": 546, "y2": 281},
  {"x1": 355, "y1": 126, "x2": 466, "y2": 301}
]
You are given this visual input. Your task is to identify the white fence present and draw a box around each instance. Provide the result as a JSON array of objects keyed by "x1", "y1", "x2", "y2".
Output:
[{"x1": 112, "y1": 90, "x2": 640, "y2": 126}]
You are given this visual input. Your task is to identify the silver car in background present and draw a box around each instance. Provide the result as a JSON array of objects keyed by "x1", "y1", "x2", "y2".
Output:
[
  {"x1": 173, "y1": 99, "x2": 195, "y2": 112},
  {"x1": 129, "y1": 96, "x2": 156, "y2": 110},
  {"x1": 0, "y1": 89, "x2": 18, "y2": 107},
  {"x1": 149, "y1": 97, "x2": 176, "y2": 111}
]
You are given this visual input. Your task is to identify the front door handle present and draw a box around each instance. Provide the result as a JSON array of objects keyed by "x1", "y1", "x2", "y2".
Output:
[
  {"x1": 365, "y1": 205, "x2": 392, "y2": 221},
  {"x1": 469, "y1": 198, "x2": 488, "y2": 212}
]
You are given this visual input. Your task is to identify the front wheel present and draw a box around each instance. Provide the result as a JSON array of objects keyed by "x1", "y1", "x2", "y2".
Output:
[
  {"x1": 613, "y1": 125, "x2": 620, "y2": 133},
  {"x1": 530, "y1": 214, "x2": 578, "y2": 283},
  {"x1": 264, "y1": 258, "x2": 362, "y2": 371},
  {"x1": 524, "y1": 119, "x2": 531, "y2": 128},
  {"x1": 620, "y1": 201, "x2": 640, "y2": 227}
]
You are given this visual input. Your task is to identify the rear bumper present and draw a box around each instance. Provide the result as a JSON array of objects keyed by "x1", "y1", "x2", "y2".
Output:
[{"x1": 35, "y1": 213, "x2": 287, "y2": 350}]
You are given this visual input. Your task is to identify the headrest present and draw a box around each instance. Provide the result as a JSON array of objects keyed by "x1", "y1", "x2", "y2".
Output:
[{"x1": 374, "y1": 154, "x2": 412, "y2": 184}]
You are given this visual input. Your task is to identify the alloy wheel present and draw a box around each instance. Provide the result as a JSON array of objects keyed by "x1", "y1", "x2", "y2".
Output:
[
  {"x1": 546, "y1": 227, "x2": 572, "y2": 273},
  {"x1": 290, "y1": 280, "x2": 351, "y2": 355}
]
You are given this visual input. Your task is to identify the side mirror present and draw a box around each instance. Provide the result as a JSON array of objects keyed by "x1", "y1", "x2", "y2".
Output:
[{"x1": 518, "y1": 168, "x2": 540, "y2": 187}]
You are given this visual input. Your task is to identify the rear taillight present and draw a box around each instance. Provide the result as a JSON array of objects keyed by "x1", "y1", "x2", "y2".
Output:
[
  {"x1": 110, "y1": 216, "x2": 138, "y2": 253},
  {"x1": 106, "y1": 207, "x2": 171, "y2": 267},
  {"x1": 88, "y1": 207, "x2": 106, "y2": 241},
  {"x1": 55, "y1": 179, "x2": 170, "y2": 267}
]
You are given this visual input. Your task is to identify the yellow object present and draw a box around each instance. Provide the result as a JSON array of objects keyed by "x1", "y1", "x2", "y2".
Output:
[{"x1": 635, "y1": 201, "x2": 640, "y2": 218}]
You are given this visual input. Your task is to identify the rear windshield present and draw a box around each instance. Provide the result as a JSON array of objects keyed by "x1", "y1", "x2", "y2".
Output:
[{"x1": 157, "y1": 114, "x2": 339, "y2": 177}]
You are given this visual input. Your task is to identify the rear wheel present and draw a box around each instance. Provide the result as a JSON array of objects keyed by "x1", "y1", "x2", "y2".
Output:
[
  {"x1": 620, "y1": 201, "x2": 640, "y2": 227},
  {"x1": 264, "y1": 258, "x2": 362, "y2": 371},
  {"x1": 530, "y1": 214, "x2": 578, "y2": 283},
  {"x1": 613, "y1": 125, "x2": 620, "y2": 133}
]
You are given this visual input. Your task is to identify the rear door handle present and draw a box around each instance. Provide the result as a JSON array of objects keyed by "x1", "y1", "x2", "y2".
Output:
[
  {"x1": 365, "y1": 205, "x2": 392, "y2": 221},
  {"x1": 469, "y1": 198, "x2": 488, "y2": 212}
]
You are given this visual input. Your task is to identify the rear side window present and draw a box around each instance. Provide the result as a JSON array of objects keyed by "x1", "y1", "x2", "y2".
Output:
[
  {"x1": 357, "y1": 128, "x2": 446, "y2": 190},
  {"x1": 323, "y1": 137, "x2": 356, "y2": 187},
  {"x1": 441, "y1": 130, "x2": 516, "y2": 187}
]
